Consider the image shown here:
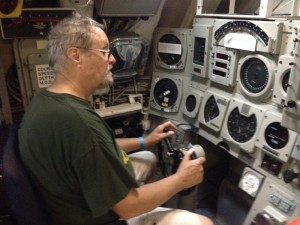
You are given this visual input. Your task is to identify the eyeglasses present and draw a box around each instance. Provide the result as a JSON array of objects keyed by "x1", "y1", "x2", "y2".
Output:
[
  {"x1": 89, "y1": 48, "x2": 112, "y2": 58},
  {"x1": 76, "y1": 46, "x2": 113, "y2": 59}
]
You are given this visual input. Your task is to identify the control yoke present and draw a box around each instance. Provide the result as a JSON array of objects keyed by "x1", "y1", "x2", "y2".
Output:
[{"x1": 158, "y1": 128, "x2": 205, "y2": 195}]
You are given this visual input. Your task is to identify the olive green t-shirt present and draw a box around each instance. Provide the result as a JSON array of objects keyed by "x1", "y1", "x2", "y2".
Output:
[{"x1": 18, "y1": 89, "x2": 139, "y2": 225}]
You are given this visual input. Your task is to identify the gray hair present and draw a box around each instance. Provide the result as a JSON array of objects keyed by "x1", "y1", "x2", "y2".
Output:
[{"x1": 47, "y1": 13, "x2": 105, "y2": 72}]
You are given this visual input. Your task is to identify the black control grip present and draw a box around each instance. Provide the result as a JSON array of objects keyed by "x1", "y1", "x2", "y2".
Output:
[{"x1": 163, "y1": 128, "x2": 175, "y2": 153}]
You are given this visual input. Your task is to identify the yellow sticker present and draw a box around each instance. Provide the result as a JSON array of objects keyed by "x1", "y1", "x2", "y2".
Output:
[
  {"x1": 121, "y1": 150, "x2": 129, "y2": 164},
  {"x1": 0, "y1": 0, "x2": 23, "y2": 18}
]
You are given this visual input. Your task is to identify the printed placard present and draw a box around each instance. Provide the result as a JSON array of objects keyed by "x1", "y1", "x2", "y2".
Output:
[{"x1": 35, "y1": 64, "x2": 55, "y2": 88}]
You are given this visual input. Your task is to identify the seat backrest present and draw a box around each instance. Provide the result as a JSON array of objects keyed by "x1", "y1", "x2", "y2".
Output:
[{"x1": 2, "y1": 124, "x2": 52, "y2": 225}]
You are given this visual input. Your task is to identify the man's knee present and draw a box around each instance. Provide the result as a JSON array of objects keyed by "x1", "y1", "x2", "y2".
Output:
[{"x1": 129, "y1": 151, "x2": 157, "y2": 184}]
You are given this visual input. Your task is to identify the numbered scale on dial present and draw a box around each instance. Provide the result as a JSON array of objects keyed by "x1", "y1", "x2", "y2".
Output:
[
  {"x1": 149, "y1": 74, "x2": 183, "y2": 113},
  {"x1": 214, "y1": 21, "x2": 269, "y2": 46},
  {"x1": 221, "y1": 98, "x2": 266, "y2": 154},
  {"x1": 238, "y1": 54, "x2": 276, "y2": 101},
  {"x1": 204, "y1": 96, "x2": 220, "y2": 122},
  {"x1": 198, "y1": 91, "x2": 230, "y2": 132},
  {"x1": 212, "y1": 19, "x2": 283, "y2": 54},
  {"x1": 227, "y1": 107, "x2": 257, "y2": 143},
  {"x1": 238, "y1": 167, "x2": 264, "y2": 197}
]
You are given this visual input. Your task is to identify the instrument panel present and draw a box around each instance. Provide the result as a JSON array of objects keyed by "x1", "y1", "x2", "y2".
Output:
[
  {"x1": 150, "y1": 15, "x2": 300, "y2": 225},
  {"x1": 282, "y1": 25, "x2": 300, "y2": 132},
  {"x1": 243, "y1": 177, "x2": 300, "y2": 225}
]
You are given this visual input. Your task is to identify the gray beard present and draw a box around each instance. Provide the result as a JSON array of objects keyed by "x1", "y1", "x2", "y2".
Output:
[{"x1": 99, "y1": 79, "x2": 113, "y2": 89}]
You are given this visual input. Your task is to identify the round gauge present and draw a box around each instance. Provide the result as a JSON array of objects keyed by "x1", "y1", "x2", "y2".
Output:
[
  {"x1": 254, "y1": 212, "x2": 274, "y2": 225},
  {"x1": 265, "y1": 122, "x2": 289, "y2": 149},
  {"x1": 240, "y1": 171, "x2": 261, "y2": 196},
  {"x1": 0, "y1": 0, "x2": 18, "y2": 14},
  {"x1": 204, "y1": 96, "x2": 220, "y2": 122},
  {"x1": 282, "y1": 70, "x2": 290, "y2": 93},
  {"x1": 158, "y1": 34, "x2": 182, "y2": 66},
  {"x1": 227, "y1": 108, "x2": 257, "y2": 143},
  {"x1": 240, "y1": 57, "x2": 269, "y2": 94},
  {"x1": 185, "y1": 94, "x2": 197, "y2": 113},
  {"x1": 154, "y1": 78, "x2": 178, "y2": 109},
  {"x1": 214, "y1": 21, "x2": 269, "y2": 45}
]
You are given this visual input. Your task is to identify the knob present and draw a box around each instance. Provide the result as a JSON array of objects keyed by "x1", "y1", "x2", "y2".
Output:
[
  {"x1": 270, "y1": 163, "x2": 279, "y2": 172},
  {"x1": 287, "y1": 100, "x2": 296, "y2": 108},
  {"x1": 254, "y1": 212, "x2": 274, "y2": 225},
  {"x1": 283, "y1": 169, "x2": 299, "y2": 183}
]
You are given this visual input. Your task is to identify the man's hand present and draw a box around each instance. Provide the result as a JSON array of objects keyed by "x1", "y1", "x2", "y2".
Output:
[
  {"x1": 174, "y1": 149, "x2": 206, "y2": 189},
  {"x1": 144, "y1": 121, "x2": 176, "y2": 147}
]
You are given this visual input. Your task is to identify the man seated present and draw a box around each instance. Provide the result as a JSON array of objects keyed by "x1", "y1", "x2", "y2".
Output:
[{"x1": 18, "y1": 13, "x2": 213, "y2": 225}]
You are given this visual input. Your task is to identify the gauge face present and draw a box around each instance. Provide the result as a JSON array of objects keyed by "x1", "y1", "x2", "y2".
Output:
[
  {"x1": 185, "y1": 95, "x2": 197, "y2": 112},
  {"x1": 214, "y1": 21, "x2": 269, "y2": 45},
  {"x1": 158, "y1": 34, "x2": 182, "y2": 65},
  {"x1": 265, "y1": 122, "x2": 289, "y2": 149},
  {"x1": 227, "y1": 107, "x2": 257, "y2": 143},
  {"x1": 154, "y1": 78, "x2": 178, "y2": 108},
  {"x1": 240, "y1": 58, "x2": 269, "y2": 94},
  {"x1": 240, "y1": 172, "x2": 260, "y2": 196},
  {"x1": 204, "y1": 96, "x2": 220, "y2": 122},
  {"x1": 282, "y1": 70, "x2": 290, "y2": 93}
]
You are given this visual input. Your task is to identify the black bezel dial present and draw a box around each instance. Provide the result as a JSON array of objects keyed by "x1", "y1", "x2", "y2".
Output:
[
  {"x1": 158, "y1": 34, "x2": 182, "y2": 66},
  {"x1": 265, "y1": 122, "x2": 289, "y2": 149},
  {"x1": 185, "y1": 94, "x2": 197, "y2": 113},
  {"x1": 154, "y1": 78, "x2": 178, "y2": 108},
  {"x1": 240, "y1": 58, "x2": 269, "y2": 94},
  {"x1": 282, "y1": 70, "x2": 290, "y2": 93},
  {"x1": 204, "y1": 95, "x2": 220, "y2": 122},
  {"x1": 227, "y1": 108, "x2": 257, "y2": 143}
]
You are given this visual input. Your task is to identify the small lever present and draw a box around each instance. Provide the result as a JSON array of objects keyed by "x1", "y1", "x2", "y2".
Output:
[
  {"x1": 160, "y1": 127, "x2": 198, "y2": 195},
  {"x1": 163, "y1": 128, "x2": 176, "y2": 155}
]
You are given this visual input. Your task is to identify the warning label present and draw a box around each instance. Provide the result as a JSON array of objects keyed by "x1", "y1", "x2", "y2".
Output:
[{"x1": 35, "y1": 64, "x2": 55, "y2": 88}]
